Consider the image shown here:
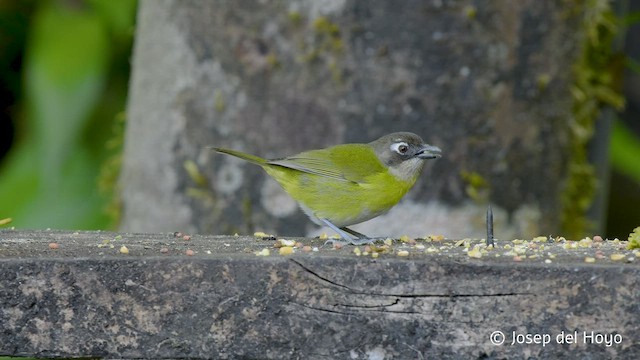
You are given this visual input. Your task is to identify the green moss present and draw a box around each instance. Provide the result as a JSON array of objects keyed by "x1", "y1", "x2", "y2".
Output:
[
  {"x1": 536, "y1": 73, "x2": 552, "y2": 90},
  {"x1": 561, "y1": 0, "x2": 625, "y2": 239},
  {"x1": 184, "y1": 160, "x2": 215, "y2": 207},
  {"x1": 297, "y1": 16, "x2": 344, "y2": 84},
  {"x1": 461, "y1": 171, "x2": 490, "y2": 203},
  {"x1": 98, "y1": 111, "x2": 126, "y2": 228},
  {"x1": 288, "y1": 11, "x2": 302, "y2": 25},
  {"x1": 627, "y1": 227, "x2": 640, "y2": 250},
  {"x1": 265, "y1": 53, "x2": 281, "y2": 69},
  {"x1": 184, "y1": 160, "x2": 207, "y2": 187},
  {"x1": 310, "y1": 16, "x2": 344, "y2": 56},
  {"x1": 300, "y1": 48, "x2": 321, "y2": 63},
  {"x1": 312, "y1": 16, "x2": 341, "y2": 37},
  {"x1": 214, "y1": 90, "x2": 226, "y2": 112},
  {"x1": 328, "y1": 60, "x2": 342, "y2": 84},
  {"x1": 463, "y1": 5, "x2": 477, "y2": 20},
  {"x1": 242, "y1": 194, "x2": 254, "y2": 233}
]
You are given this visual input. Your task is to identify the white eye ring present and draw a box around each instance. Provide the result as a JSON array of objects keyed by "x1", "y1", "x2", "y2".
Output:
[{"x1": 390, "y1": 142, "x2": 409, "y2": 155}]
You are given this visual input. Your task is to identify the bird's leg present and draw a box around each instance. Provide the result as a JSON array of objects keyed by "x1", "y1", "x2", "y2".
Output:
[
  {"x1": 320, "y1": 219, "x2": 355, "y2": 245},
  {"x1": 340, "y1": 226, "x2": 368, "y2": 239},
  {"x1": 320, "y1": 219, "x2": 377, "y2": 246},
  {"x1": 340, "y1": 227, "x2": 386, "y2": 245}
]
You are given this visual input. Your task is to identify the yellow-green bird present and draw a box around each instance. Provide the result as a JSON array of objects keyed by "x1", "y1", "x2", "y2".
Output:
[{"x1": 214, "y1": 132, "x2": 441, "y2": 245}]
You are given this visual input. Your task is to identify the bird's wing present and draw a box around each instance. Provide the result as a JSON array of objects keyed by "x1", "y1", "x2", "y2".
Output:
[{"x1": 267, "y1": 144, "x2": 385, "y2": 183}]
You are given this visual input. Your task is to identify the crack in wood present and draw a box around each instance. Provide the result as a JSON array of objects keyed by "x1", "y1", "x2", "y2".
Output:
[
  {"x1": 289, "y1": 258, "x2": 352, "y2": 291},
  {"x1": 287, "y1": 300, "x2": 351, "y2": 316},
  {"x1": 290, "y1": 259, "x2": 534, "y2": 298}
]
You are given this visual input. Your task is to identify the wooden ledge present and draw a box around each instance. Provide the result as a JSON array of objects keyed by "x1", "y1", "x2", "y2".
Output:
[{"x1": 1, "y1": 230, "x2": 638, "y2": 359}]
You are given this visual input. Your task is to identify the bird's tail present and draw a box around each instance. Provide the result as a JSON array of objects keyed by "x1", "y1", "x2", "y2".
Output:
[{"x1": 213, "y1": 147, "x2": 267, "y2": 165}]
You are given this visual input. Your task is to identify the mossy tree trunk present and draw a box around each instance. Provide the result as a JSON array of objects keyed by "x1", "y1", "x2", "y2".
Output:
[{"x1": 121, "y1": 0, "x2": 605, "y2": 239}]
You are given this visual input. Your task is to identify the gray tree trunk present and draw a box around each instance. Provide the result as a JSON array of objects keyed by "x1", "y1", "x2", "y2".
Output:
[{"x1": 121, "y1": 0, "x2": 589, "y2": 239}]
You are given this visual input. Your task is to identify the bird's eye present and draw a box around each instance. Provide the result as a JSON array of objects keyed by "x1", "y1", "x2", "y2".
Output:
[{"x1": 391, "y1": 142, "x2": 409, "y2": 155}]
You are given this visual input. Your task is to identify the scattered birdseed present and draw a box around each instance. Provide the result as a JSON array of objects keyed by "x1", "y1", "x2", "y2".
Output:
[
  {"x1": 584, "y1": 257, "x2": 596, "y2": 263},
  {"x1": 610, "y1": 253, "x2": 625, "y2": 261},
  {"x1": 254, "y1": 231, "x2": 275, "y2": 239},
  {"x1": 276, "y1": 239, "x2": 296, "y2": 247},
  {"x1": 397, "y1": 250, "x2": 409, "y2": 257},
  {"x1": 48, "y1": 242, "x2": 59, "y2": 250},
  {"x1": 185, "y1": 249, "x2": 195, "y2": 256},
  {"x1": 514, "y1": 245, "x2": 527, "y2": 255},
  {"x1": 371, "y1": 252, "x2": 379, "y2": 258},
  {"x1": 279, "y1": 246, "x2": 294, "y2": 255},
  {"x1": 183, "y1": 235, "x2": 192, "y2": 241},
  {"x1": 545, "y1": 259, "x2": 552, "y2": 264},
  {"x1": 578, "y1": 238, "x2": 592, "y2": 247},
  {"x1": 353, "y1": 247, "x2": 362, "y2": 256},
  {"x1": 467, "y1": 246, "x2": 482, "y2": 258},
  {"x1": 160, "y1": 247, "x2": 169, "y2": 254},
  {"x1": 302, "y1": 246, "x2": 312, "y2": 253},
  {"x1": 119, "y1": 246, "x2": 129, "y2": 254},
  {"x1": 255, "y1": 248, "x2": 270, "y2": 256}
]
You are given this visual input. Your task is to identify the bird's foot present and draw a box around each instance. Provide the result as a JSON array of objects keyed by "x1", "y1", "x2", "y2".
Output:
[{"x1": 323, "y1": 237, "x2": 386, "y2": 247}]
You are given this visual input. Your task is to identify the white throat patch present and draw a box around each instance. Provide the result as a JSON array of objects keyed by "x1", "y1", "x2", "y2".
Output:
[{"x1": 388, "y1": 157, "x2": 423, "y2": 182}]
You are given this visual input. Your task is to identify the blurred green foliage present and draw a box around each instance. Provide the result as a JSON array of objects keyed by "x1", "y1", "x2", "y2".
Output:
[
  {"x1": 0, "y1": 0, "x2": 136, "y2": 229},
  {"x1": 611, "y1": 119, "x2": 640, "y2": 186}
]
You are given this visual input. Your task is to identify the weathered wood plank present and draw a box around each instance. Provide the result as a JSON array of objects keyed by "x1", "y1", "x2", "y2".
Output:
[{"x1": 1, "y1": 230, "x2": 639, "y2": 359}]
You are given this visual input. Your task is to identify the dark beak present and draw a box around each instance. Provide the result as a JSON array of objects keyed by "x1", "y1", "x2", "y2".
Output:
[{"x1": 416, "y1": 144, "x2": 442, "y2": 159}]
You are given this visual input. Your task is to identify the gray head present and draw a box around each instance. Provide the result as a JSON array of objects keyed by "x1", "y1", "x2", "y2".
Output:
[{"x1": 369, "y1": 132, "x2": 442, "y2": 181}]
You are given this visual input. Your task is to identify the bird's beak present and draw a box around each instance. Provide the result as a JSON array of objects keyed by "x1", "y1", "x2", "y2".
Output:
[{"x1": 416, "y1": 144, "x2": 442, "y2": 159}]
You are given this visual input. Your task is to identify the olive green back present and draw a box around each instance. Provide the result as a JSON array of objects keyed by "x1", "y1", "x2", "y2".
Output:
[{"x1": 262, "y1": 144, "x2": 418, "y2": 226}]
